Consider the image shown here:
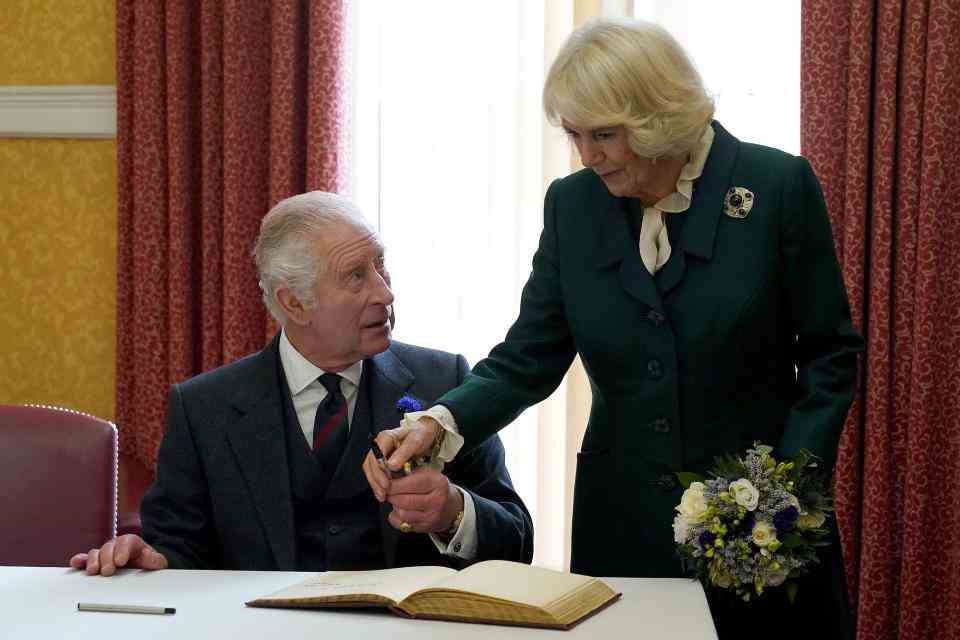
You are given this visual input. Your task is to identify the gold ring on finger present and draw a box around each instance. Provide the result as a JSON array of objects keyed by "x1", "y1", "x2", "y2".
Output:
[{"x1": 399, "y1": 521, "x2": 412, "y2": 533}]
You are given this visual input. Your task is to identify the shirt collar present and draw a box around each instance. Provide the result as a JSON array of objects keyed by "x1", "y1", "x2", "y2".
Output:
[
  {"x1": 651, "y1": 124, "x2": 716, "y2": 213},
  {"x1": 278, "y1": 329, "x2": 364, "y2": 397}
]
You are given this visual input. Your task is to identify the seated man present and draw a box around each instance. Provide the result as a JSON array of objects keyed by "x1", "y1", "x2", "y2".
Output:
[{"x1": 71, "y1": 191, "x2": 533, "y2": 574}]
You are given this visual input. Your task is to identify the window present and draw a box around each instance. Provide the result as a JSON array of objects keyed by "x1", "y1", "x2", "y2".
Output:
[
  {"x1": 351, "y1": 0, "x2": 550, "y2": 554},
  {"x1": 634, "y1": 0, "x2": 801, "y2": 154}
]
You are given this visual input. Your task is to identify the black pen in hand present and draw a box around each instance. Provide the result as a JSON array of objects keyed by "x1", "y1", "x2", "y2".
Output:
[{"x1": 369, "y1": 435, "x2": 408, "y2": 479}]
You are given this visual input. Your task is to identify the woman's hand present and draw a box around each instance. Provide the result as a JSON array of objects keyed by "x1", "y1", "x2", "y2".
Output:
[{"x1": 363, "y1": 417, "x2": 442, "y2": 502}]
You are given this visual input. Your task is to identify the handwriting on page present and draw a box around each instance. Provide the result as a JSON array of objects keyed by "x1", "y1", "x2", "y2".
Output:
[{"x1": 299, "y1": 578, "x2": 385, "y2": 591}]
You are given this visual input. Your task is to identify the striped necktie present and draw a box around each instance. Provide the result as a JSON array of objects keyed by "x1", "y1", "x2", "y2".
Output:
[{"x1": 313, "y1": 373, "x2": 348, "y2": 458}]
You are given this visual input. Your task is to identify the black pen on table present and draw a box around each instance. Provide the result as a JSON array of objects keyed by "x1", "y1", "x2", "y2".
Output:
[{"x1": 78, "y1": 603, "x2": 176, "y2": 615}]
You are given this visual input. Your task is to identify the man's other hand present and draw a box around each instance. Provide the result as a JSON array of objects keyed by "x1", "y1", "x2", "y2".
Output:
[
  {"x1": 69, "y1": 534, "x2": 169, "y2": 576},
  {"x1": 386, "y1": 466, "x2": 464, "y2": 534}
]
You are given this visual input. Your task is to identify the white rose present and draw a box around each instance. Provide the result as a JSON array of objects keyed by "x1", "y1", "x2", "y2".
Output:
[
  {"x1": 729, "y1": 478, "x2": 759, "y2": 511},
  {"x1": 673, "y1": 514, "x2": 693, "y2": 544},
  {"x1": 676, "y1": 481, "x2": 708, "y2": 521},
  {"x1": 797, "y1": 510, "x2": 827, "y2": 529},
  {"x1": 751, "y1": 520, "x2": 778, "y2": 548}
]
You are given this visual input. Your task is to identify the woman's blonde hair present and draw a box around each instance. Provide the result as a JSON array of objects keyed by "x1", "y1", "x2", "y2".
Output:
[{"x1": 543, "y1": 18, "x2": 715, "y2": 159}]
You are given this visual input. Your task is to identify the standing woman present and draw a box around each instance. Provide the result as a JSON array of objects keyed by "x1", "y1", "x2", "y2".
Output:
[{"x1": 365, "y1": 18, "x2": 862, "y2": 638}]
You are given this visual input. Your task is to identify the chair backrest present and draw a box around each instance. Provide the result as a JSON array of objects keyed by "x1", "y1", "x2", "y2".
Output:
[{"x1": 0, "y1": 404, "x2": 118, "y2": 566}]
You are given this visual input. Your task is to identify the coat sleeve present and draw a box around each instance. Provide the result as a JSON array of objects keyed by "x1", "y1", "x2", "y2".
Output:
[
  {"x1": 445, "y1": 353, "x2": 535, "y2": 564},
  {"x1": 437, "y1": 180, "x2": 578, "y2": 449},
  {"x1": 139, "y1": 384, "x2": 219, "y2": 569},
  {"x1": 777, "y1": 156, "x2": 864, "y2": 475}
]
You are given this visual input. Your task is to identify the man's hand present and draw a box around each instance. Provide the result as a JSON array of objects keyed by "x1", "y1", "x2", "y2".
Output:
[
  {"x1": 385, "y1": 466, "x2": 464, "y2": 535},
  {"x1": 363, "y1": 417, "x2": 442, "y2": 502},
  {"x1": 69, "y1": 534, "x2": 169, "y2": 576}
]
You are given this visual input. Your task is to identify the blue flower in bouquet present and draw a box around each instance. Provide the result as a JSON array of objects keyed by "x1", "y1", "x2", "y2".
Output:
[
  {"x1": 672, "y1": 442, "x2": 833, "y2": 604},
  {"x1": 396, "y1": 394, "x2": 423, "y2": 416},
  {"x1": 774, "y1": 506, "x2": 799, "y2": 534},
  {"x1": 697, "y1": 530, "x2": 717, "y2": 551},
  {"x1": 742, "y1": 511, "x2": 756, "y2": 534}
]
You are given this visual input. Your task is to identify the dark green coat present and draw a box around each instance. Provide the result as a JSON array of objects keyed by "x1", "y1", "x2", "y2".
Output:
[{"x1": 438, "y1": 122, "x2": 862, "y2": 633}]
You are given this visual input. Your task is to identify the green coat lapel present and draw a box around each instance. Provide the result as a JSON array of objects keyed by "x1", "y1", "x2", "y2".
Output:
[
  {"x1": 659, "y1": 121, "x2": 740, "y2": 296},
  {"x1": 594, "y1": 196, "x2": 665, "y2": 311},
  {"x1": 592, "y1": 120, "x2": 741, "y2": 306}
]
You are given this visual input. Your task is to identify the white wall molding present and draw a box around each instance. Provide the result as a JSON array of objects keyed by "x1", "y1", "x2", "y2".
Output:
[{"x1": 0, "y1": 85, "x2": 117, "y2": 139}]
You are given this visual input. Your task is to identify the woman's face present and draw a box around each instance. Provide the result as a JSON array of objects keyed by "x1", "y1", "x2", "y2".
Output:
[{"x1": 562, "y1": 121, "x2": 659, "y2": 200}]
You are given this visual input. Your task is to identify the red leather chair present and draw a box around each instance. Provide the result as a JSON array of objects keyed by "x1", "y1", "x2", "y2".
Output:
[{"x1": 0, "y1": 404, "x2": 118, "y2": 566}]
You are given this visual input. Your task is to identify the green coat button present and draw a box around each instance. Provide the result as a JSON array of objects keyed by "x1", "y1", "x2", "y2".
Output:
[{"x1": 647, "y1": 359, "x2": 663, "y2": 380}]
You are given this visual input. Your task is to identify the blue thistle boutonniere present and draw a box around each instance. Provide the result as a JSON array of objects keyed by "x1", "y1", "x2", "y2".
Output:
[
  {"x1": 396, "y1": 394, "x2": 423, "y2": 417},
  {"x1": 393, "y1": 394, "x2": 428, "y2": 474}
]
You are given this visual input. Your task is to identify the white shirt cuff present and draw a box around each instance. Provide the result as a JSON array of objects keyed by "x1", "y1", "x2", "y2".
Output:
[
  {"x1": 428, "y1": 486, "x2": 478, "y2": 561},
  {"x1": 400, "y1": 405, "x2": 464, "y2": 463}
]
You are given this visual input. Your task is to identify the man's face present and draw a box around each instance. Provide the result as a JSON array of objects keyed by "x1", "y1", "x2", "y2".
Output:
[{"x1": 301, "y1": 223, "x2": 394, "y2": 368}]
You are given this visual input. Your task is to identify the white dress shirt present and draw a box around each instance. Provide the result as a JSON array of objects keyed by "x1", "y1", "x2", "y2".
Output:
[{"x1": 278, "y1": 330, "x2": 477, "y2": 559}]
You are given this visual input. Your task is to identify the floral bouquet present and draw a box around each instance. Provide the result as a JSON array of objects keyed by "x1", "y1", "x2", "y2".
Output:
[{"x1": 672, "y1": 443, "x2": 832, "y2": 603}]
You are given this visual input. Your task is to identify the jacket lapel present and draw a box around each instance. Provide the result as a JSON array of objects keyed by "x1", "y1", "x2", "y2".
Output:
[
  {"x1": 367, "y1": 347, "x2": 415, "y2": 437},
  {"x1": 594, "y1": 195, "x2": 665, "y2": 311},
  {"x1": 223, "y1": 335, "x2": 297, "y2": 570},
  {"x1": 656, "y1": 244, "x2": 687, "y2": 297},
  {"x1": 659, "y1": 121, "x2": 740, "y2": 297}
]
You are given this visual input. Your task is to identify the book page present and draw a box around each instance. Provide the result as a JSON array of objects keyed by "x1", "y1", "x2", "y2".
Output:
[
  {"x1": 253, "y1": 566, "x2": 457, "y2": 606},
  {"x1": 412, "y1": 560, "x2": 596, "y2": 609}
]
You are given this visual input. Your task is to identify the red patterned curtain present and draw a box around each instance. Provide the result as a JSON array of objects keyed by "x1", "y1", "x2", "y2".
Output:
[
  {"x1": 116, "y1": 1, "x2": 349, "y2": 472},
  {"x1": 802, "y1": 1, "x2": 960, "y2": 639}
]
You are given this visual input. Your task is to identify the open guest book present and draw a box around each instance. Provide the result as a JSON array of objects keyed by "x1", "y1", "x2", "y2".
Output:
[{"x1": 246, "y1": 560, "x2": 621, "y2": 630}]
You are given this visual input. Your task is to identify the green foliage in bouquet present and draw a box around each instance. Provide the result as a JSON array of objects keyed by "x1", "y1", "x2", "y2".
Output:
[{"x1": 672, "y1": 444, "x2": 833, "y2": 603}]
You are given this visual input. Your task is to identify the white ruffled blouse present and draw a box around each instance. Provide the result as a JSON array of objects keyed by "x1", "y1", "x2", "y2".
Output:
[{"x1": 637, "y1": 125, "x2": 716, "y2": 274}]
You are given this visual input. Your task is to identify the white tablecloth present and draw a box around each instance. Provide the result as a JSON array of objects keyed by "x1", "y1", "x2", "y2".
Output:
[{"x1": 0, "y1": 566, "x2": 717, "y2": 639}]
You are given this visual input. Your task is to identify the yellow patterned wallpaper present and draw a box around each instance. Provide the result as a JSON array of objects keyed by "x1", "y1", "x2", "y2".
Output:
[
  {"x1": 0, "y1": 140, "x2": 117, "y2": 419},
  {"x1": 0, "y1": 0, "x2": 117, "y2": 420},
  {"x1": 0, "y1": 0, "x2": 115, "y2": 84}
]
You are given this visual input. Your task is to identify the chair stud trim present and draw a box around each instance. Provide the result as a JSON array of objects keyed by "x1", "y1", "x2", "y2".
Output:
[{"x1": 23, "y1": 404, "x2": 120, "y2": 538}]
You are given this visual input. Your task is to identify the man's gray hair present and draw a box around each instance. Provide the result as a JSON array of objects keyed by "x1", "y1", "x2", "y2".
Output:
[{"x1": 253, "y1": 191, "x2": 373, "y2": 324}]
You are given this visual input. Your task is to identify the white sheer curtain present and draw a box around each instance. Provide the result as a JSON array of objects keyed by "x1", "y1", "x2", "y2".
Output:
[
  {"x1": 352, "y1": 0, "x2": 572, "y2": 568},
  {"x1": 634, "y1": 0, "x2": 801, "y2": 154},
  {"x1": 352, "y1": 0, "x2": 800, "y2": 570}
]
